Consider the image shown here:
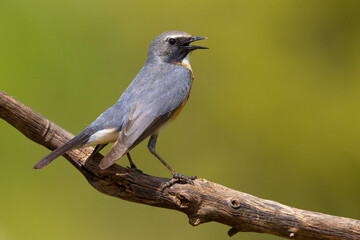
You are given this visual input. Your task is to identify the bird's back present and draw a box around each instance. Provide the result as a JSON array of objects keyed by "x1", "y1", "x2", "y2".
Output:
[{"x1": 89, "y1": 61, "x2": 193, "y2": 134}]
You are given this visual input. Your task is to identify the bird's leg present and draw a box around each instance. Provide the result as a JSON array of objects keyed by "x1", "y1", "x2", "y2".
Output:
[
  {"x1": 147, "y1": 134, "x2": 196, "y2": 183},
  {"x1": 126, "y1": 152, "x2": 137, "y2": 169},
  {"x1": 125, "y1": 152, "x2": 142, "y2": 173},
  {"x1": 88, "y1": 144, "x2": 108, "y2": 163}
]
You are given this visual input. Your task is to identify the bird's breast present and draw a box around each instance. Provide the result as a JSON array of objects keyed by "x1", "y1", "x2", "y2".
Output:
[
  {"x1": 170, "y1": 68, "x2": 194, "y2": 121},
  {"x1": 154, "y1": 67, "x2": 194, "y2": 134}
]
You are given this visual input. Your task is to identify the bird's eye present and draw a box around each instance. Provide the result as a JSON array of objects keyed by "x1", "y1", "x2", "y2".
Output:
[{"x1": 168, "y1": 38, "x2": 176, "y2": 45}]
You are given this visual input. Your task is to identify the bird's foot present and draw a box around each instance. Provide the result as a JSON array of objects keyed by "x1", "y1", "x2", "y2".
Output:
[
  {"x1": 173, "y1": 172, "x2": 197, "y2": 181},
  {"x1": 159, "y1": 172, "x2": 197, "y2": 191},
  {"x1": 126, "y1": 164, "x2": 143, "y2": 174},
  {"x1": 129, "y1": 162, "x2": 138, "y2": 169}
]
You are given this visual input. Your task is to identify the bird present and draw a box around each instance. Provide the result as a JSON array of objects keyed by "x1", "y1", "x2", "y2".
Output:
[{"x1": 33, "y1": 30, "x2": 208, "y2": 180}]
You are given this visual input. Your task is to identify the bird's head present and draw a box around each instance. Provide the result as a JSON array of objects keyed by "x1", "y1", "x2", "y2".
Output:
[{"x1": 147, "y1": 31, "x2": 208, "y2": 64}]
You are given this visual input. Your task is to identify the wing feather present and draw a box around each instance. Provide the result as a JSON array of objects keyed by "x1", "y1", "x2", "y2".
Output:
[{"x1": 99, "y1": 66, "x2": 193, "y2": 169}]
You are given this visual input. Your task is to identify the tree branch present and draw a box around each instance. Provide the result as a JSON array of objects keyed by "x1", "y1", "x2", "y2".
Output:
[{"x1": 1, "y1": 90, "x2": 359, "y2": 240}]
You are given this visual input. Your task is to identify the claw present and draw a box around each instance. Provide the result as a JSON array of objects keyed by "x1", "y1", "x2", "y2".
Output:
[
  {"x1": 159, "y1": 173, "x2": 197, "y2": 192},
  {"x1": 173, "y1": 173, "x2": 197, "y2": 181}
]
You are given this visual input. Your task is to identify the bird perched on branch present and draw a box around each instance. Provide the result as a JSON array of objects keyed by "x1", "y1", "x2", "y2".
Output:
[{"x1": 33, "y1": 30, "x2": 208, "y2": 181}]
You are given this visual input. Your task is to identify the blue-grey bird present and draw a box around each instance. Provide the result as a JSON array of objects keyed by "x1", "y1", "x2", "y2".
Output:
[{"x1": 33, "y1": 31, "x2": 207, "y2": 179}]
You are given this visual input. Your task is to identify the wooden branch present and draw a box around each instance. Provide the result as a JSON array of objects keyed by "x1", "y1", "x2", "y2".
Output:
[{"x1": 1, "y1": 90, "x2": 359, "y2": 240}]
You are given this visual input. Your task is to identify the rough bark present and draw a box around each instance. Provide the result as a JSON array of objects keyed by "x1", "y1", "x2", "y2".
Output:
[{"x1": 1, "y1": 90, "x2": 359, "y2": 240}]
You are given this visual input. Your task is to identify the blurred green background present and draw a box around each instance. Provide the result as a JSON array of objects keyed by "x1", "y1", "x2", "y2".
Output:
[{"x1": 1, "y1": 0, "x2": 360, "y2": 239}]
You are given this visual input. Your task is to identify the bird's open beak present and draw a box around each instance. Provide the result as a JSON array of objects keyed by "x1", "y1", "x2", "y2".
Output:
[{"x1": 183, "y1": 36, "x2": 208, "y2": 50}]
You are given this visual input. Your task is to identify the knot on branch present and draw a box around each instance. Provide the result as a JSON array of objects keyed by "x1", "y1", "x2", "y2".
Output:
[
  {"x1": 189, "y1": 217, "x2": 202, "y2": 226},
  {"x1": 174, "y1": 192, "x2": 192, "y2": 208},
  {"x1": 288, "y1": 227, "x2": 298, "y2": 239},
  {"x1": 230, "y1": 198, "x2": 241, "y2": 209}
]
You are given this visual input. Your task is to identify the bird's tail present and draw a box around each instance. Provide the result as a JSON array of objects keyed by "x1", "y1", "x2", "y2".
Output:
[{"x1": 33, "y1": 132, "x2": 90, "y2": 169}]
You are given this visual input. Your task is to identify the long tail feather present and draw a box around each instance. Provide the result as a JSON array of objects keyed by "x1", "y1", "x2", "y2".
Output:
[{"x1": 33, "y1": 132, "x2": 90, "y2": 169}]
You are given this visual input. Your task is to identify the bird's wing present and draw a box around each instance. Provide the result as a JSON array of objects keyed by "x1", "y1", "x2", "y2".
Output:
[
  {"x1": 98, "y1": 104, "x2": 173, "y2": 169},
  {"x1": 99, "y1": 67, "x2": 192, "y2": 169}
]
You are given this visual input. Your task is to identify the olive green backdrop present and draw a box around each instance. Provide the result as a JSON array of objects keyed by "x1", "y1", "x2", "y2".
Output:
[{"x1": 1, "y1": 0, "x2": 360, "y2": 239}]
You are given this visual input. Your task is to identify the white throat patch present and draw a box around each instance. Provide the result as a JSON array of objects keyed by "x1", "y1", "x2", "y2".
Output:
[
  {"x1": 182, "y1": 53, "x2": 191, "y2": 66},
  {"x1": 179, "y1": 53, "x2": 192, "y2": 71}
]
